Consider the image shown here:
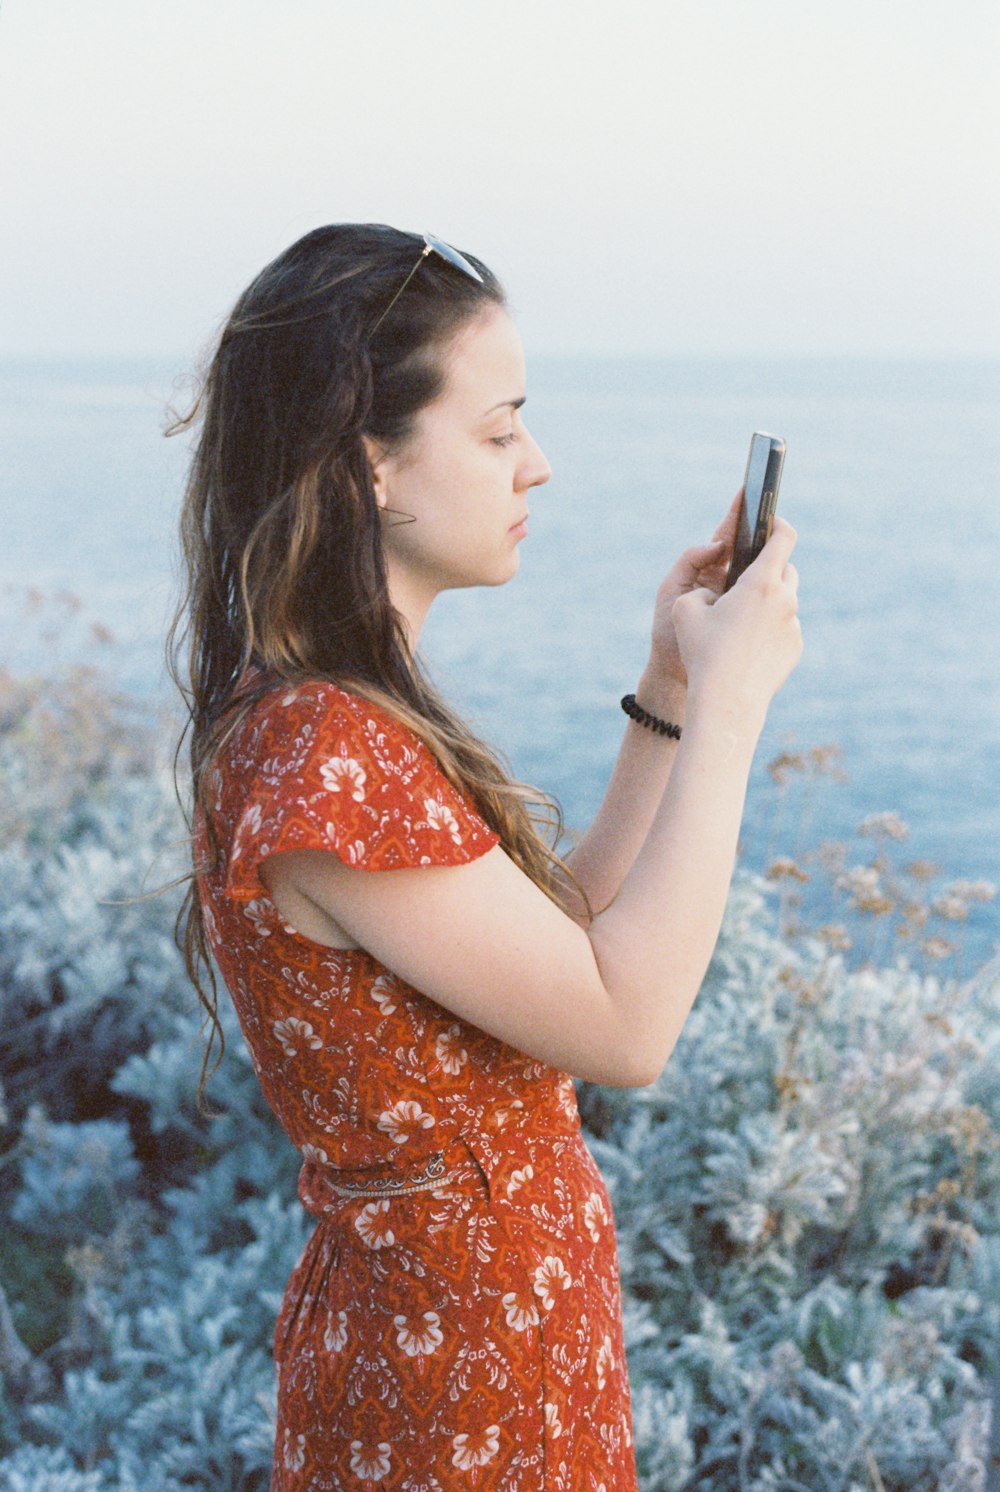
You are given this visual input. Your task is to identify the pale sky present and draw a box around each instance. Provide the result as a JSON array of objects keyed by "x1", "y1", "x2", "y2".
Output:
[{"x1": 2, "y1": 0, "x2": 998, "y2": 359}]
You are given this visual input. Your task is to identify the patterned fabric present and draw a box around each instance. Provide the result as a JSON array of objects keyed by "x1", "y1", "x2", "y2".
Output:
[{"x1": 196, "y1": 676, "x2": 638, "y2": 1489}]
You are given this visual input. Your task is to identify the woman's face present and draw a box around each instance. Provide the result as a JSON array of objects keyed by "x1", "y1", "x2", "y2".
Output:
[{"x1": 367, "y1": 306, "x2": 551, "y2": 636}]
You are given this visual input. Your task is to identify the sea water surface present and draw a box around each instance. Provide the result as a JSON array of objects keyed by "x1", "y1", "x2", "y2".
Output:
[{"x1": 2, "y1": 356, "x2": 997, "y2": 964}]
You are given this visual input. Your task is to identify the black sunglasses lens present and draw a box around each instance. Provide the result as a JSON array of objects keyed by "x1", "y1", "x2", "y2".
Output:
[{"x1": 424, "y1": 234, "x2": 484, "y2": 284}]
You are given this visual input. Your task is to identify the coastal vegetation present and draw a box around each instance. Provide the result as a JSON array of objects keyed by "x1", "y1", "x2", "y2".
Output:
[{"x1": 1, "y1": 644, "x2": 996, "y2": 1490}]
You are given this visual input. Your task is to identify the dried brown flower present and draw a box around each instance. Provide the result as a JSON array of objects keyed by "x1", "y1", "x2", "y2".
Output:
[
  {"x1": 767, "y1": 750, "x2": 806, "y2": 785},
  {"x1": 766, "y1": 857, "x2": 810, "y2": 883}
]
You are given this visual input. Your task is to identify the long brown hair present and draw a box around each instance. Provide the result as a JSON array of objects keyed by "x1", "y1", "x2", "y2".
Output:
[{"x1": 166, "y1": 223, "x2": 586, "y2": 1116}]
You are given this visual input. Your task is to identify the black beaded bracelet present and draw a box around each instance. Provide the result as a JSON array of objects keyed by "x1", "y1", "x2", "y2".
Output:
[{"x1": 620, "y1": 692, "x2": 682, "y2": 739}]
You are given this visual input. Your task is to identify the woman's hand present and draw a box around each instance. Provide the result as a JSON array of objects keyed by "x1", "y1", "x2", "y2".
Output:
[
  {"x1": 647, "y1": 489, "x2": 744, "y2": 687},
  {"x1": 671, "y1": 515, "x2": 802, "y2": 725}
]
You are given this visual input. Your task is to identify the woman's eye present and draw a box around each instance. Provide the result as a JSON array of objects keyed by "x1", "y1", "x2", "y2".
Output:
[{"x1": 491, "y1": 433, "x2": 518, "y2": 448}]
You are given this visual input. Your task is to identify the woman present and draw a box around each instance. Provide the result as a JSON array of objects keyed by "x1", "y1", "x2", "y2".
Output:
[{"x1": 169, "y1": 223, "x2": 801, "y2": 1490}]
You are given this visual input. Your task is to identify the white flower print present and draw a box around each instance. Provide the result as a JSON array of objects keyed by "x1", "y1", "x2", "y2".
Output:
[
  {"x1": 376, "y1": 1099, "x2": 435, "y2": 1143},
  {"x1": 532, "y1": 1255, "x2": 572, "y2": 1312},
  {"x1": 320, "y1": 755, "x2": 367, "y2": 802},
  {"x1": 370, "y1": 974, "x2": 399, "y2": 1015},
  {"x1": 595, "y1": 1333, "x2": 615, "y2": 1391},
  {"x1": 273, "y1": 1017, "x2": 323, "y2": 1057},
  {"x1": 424, "y1": 797, "x2": 463, "y2": 845},
  {"x1": 492, "y1": 1099, "x2": 526, "y2": 1128},
  {"x1": 451, "y1": 1425, "x2": 501, "y2": 1473},
  {"x1": 435, "y1": 1025, "x2": 468, "y2": 1076},
  {"x1": 323, "y1": 1309, "x2": 348, "y2": 1353},
  {"x1": 300, "y1": 1142, "x2": 329, "y2": 1166},
  {"x1": 230, "y1": 802, "x2": 262, "y2": 863},
  {"x1": 507, "y1": 1164, "x2": 534, "y2": 1197},
  {"x1": 349, "y1": 1440, "x2": 392, "y2": 1481},
  {"x1": 583, "y1": 1190, "x2": 610, "y2": 1243},
  {"x1": 596, "y1": 1418, "x2": 622, "y2": 1462},
  {"x1": 393, "y1": 1310, "x2": 444, "y2": 1373},
  {"x1": 355, "y1": 1200, "x2": 395, "y2": 1250},
  {"x1": 501, "y1": 1291, "x2": 540, "y2": 1333},
  {"x1": 210, "y1": 690, "x2": 648, "y2": 1478},
  {"x1": 333, "y1": 830, "x2": 367, "y2": 865},
  {"x1": 243, "y1": 899, "x2": 272, "y2": 936},
  {"x1": 557, "y1": 1074, "x2": 579, "y2": 1120},
  {"x1": 282, "y1": 1429, "x2": 306, "y2": 1472}
]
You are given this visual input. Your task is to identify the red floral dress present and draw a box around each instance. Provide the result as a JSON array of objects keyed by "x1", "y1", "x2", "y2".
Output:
[{"x1": 196, "y1": 676, "x2": 638, "y2": 1491}]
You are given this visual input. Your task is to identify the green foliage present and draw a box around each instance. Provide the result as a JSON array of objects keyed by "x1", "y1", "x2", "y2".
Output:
[{"x1": 0, "y1": 663, "x2": 996, "y2": 1490}]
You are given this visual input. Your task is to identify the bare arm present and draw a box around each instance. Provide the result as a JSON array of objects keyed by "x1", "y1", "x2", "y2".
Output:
[
  {"x1": 261, "y1": 518, "x2": 802, "y2": 1090},
  {"x1": 584, "y1": 694, "x2": 762, "y2": 1081},
  {"x1": 559, "y1": 492, "x2": 743, "y2": 920},
  {"x1": 558, "y1": 663, "x2": 687, "y2": 921}
]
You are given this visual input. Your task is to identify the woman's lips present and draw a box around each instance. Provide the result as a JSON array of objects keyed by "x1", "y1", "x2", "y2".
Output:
[{"x1": 509, "y1": 514, "x2": 529, "y2": 538}]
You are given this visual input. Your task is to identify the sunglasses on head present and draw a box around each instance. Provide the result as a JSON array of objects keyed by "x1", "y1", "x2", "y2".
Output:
[{"x1": 369, "y1": 233, "x2": 484, "y2": 338}]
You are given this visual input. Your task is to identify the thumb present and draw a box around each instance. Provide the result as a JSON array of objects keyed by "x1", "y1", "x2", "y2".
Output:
[
  {"x1": 686, "y1": 539, "x2": 728, "y2": 570},
  {"x1": 673, "y1": 585, "x2": 717, "y2": 616}
]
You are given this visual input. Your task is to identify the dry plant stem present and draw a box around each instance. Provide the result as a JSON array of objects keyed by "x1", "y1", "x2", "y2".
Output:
[
  {"x1": 764, "y1": 775, "x2": 790, "y2": 870},
  {"x1": 861, "y1": 1445, "x2": 887, "y2": 1492},
  {"x1": 778, "y1": 878, "x2": 804, "y2": 940},
  {"x1": 793, "y1": 775, "x2": 822, "y2": 866}
]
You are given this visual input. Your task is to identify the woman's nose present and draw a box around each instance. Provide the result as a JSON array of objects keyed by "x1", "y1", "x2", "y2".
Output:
[{"x1": 518, "y1": 428, "x2": 552, "y2": 490}]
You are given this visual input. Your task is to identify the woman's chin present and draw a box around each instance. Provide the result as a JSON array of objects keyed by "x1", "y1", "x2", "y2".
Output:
[
  {"x1": 461, "y1": 554, "x2": 522, "y2": 591},
  {"x1": 490, "y1": 550, "x2": 521, "y2": 587}
]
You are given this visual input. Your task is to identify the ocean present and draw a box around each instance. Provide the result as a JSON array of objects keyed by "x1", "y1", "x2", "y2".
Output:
[{"x1": 2, "y1": 355, "x2": 997, "y2": 967}]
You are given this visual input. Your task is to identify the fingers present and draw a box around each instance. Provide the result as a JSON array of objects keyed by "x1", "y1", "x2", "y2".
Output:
[
  {"x1": 687, "y1": 539, "x2": 727, "y2": 567},
  {"x1": 710, "y1": 488, "x2": 745, "y2": 544},
  {"x1": 665, "y1": 537, "x2": 728, "y2": 594},
  {"x1": 754, "y1": 515, "x2": 797, "y2": 574},
  {"x1": 673, "y1": 584, "x2": 718, "y2": 616}
]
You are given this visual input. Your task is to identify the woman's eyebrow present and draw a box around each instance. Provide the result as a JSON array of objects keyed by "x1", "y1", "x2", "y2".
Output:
[{"x1": 481, "y1": 396, "x2": 526, "y2": 416}]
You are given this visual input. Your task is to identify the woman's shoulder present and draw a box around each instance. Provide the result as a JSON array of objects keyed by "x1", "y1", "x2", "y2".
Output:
[
  {"x1": 207, "y1": 668, "x2": 500, "y2": 885},
  {"x1": 247, "y1": 673, "x2": 417, "y2": 746},
  {"x1": 225, "y1": 670, "x2": 432, "y2": 785}
]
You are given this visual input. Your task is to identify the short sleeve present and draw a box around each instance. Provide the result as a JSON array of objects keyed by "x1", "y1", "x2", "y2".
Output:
[{"x1": 222, "y1": 682, "x2": 501, "y2": 902}]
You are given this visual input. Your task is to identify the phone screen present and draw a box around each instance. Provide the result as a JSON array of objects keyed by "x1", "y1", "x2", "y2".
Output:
[{"x1": 724, "y1": 432, "x2": 786, "y2": 592}]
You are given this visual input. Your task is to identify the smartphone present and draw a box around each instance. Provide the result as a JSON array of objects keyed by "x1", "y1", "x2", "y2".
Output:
[{"x1": 723, "y1": 432, "x2": 786, "y2": 592}]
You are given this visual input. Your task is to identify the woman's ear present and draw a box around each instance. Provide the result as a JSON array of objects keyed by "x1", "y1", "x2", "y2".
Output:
[{"x1": 362, "y1": 435, "x2": 389, "y2": 511}]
